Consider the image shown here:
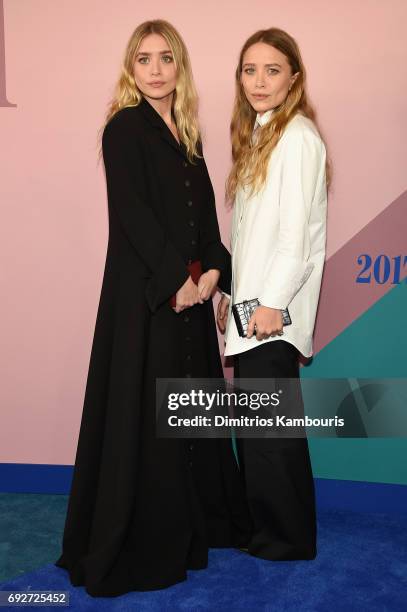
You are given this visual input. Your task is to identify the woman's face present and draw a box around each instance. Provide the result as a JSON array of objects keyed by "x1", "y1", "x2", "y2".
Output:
[
  {"x1": 240, "y1": 42, "x2": 299, "y2": 115},
  {"x1": 133, "y1": 33, "x2": 177, "y2": 101}
]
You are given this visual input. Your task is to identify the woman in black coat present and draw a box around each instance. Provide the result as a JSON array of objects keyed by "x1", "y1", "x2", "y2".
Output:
[{"x1": 54, "y1": 19, "x2": 250, "y2": 597}]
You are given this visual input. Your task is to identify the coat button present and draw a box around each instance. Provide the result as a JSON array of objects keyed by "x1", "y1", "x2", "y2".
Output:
[
  {"x1": 191, "y1": 239, "x2": 196, "y2": 246},
  {"x1": 185, "y1": 336, "x2": 191, "y2": 341},
  {"x1": 183, "y1": 161, "x2": 188, "y2": 167},
  {"x1": 188, "y1": 220, "x2": 195, "y2": 227},
  {"x1": 185, "y1": 373, "x2": 192, "y2": 378},
  {"x1": 185, "y1": 179, "x2": 191, "y2": 187},
  {"x1": 184, "y1": 314, "x2": 190, "y2": 323},
  {"x1": 187, "y1": 200, "x2": 193, "y2": 207},
  {"x1": 189, "y1": 443, "x2": 194, "y2": 450},
  {"x1": 186, "y1": 354, "x2": 192, "y2": 360}
]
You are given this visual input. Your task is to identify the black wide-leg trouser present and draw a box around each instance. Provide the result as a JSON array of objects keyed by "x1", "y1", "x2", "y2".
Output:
[{"x1": 234, "y1": 339, "x2": 317, "y2": 560}]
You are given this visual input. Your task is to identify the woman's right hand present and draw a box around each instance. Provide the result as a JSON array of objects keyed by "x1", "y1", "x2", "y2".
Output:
[
  {"x1": 173, "y1": 276, "x2": 200, "y2": 313},
  {"x1": 217, "y1": 295, "x2": 230, "y2": 333}
]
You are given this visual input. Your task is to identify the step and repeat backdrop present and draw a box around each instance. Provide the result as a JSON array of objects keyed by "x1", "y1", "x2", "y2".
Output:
[{"x1": 1, "y1": 0, "x2": 406, "y2": 488}]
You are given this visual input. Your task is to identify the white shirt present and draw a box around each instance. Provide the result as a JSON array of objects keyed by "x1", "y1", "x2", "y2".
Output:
[{"x1": 223, "y1": 109, "x2": 328, "y2": 358}]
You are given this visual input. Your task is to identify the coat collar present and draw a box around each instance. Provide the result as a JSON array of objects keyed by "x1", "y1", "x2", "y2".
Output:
[
  {"x1": 255, "y1": 108, "x2": 275, "y2": 129},
  {"x1": 139, "y1": 96, "x2": 189, "y2": 161}
]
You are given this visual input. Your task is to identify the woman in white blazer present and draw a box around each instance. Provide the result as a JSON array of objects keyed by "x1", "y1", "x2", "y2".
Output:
[{"x1": 217, "y1": 27, "x2": 329, "y2": 561}]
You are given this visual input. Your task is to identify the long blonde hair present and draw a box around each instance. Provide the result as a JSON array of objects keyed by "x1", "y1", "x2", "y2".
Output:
[
  {"x1": 97, "y1": 19, "x2": 201, "y2": 162},
  {"x1": 226, "y1": 28, "x2": 331, "y2": 203}
]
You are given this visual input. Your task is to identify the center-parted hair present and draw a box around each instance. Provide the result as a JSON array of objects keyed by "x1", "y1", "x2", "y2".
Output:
[
  {"x1": 226, "y1": 27, "x2": 330, "y2": 204},
  {"x1": 97, "y1": 19, "x2": 201, "y2": 162}
]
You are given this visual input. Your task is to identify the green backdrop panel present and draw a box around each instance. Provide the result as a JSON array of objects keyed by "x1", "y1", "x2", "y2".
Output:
[{"x1": 302, "y1": 280, "x2": 407, "y2": 485}]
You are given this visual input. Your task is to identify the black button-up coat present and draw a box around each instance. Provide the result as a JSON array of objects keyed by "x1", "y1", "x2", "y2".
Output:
[
  {"x1": 103, "y1": 97, "x2": 231, "y2": 313},
  {"x1": 55, "y1": 97, "x2": 250, "y2": 596}
]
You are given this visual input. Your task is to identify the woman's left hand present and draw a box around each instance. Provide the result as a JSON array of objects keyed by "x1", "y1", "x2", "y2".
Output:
[
  {"x1": 197, "y1": 269, "x2": 220, "y2": 303},
  {"x1": 246, "y1": 306, "x2": 283, "y2": 340}
]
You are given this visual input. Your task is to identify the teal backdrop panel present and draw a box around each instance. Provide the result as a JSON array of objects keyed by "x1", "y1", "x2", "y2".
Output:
[{"x1": 302, "y1": 280, "x2": 407, "y2": 485}]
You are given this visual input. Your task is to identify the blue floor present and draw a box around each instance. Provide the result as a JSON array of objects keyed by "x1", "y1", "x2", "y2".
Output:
[{"x1": 1, "y1": 508, "x2": 406, "y2": 611}]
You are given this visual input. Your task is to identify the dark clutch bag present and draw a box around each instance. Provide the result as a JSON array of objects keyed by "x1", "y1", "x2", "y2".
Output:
[{"x1": 231, "y1": 298, "x2": 292, "y2": 338}]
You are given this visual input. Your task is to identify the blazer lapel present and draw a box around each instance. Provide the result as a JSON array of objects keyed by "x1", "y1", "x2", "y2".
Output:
[
  {"x1": 139, "y1": 97, "x2": 189, "y2": 162},
  {"x1": 160, "y1": 127, "x2": 188, "y2": 160}
]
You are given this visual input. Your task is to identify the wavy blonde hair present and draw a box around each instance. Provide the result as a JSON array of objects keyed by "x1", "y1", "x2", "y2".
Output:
[
  {"x1": 226, "y1": 28, "x2": 331, "y2": 203},
  {"x1": 96, "y1": 19, "x2": 201, "y2": 162}
]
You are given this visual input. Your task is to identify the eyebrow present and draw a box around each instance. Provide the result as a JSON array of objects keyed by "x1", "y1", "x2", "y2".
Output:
[
  {"x1": 136, "y1": 50, "x2": 173, "y2": 56},
  {"x1": 242, "y1": 62, "x2": 282, "y2": 68}
]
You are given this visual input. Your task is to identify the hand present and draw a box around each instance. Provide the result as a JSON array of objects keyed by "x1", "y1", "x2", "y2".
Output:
[
  {"x1": 246, "y1": 306, "x2": 283, "y2": 341},
  {"x1": 217, "y1": 294, "x2": 230, "y2": 334},
  {"x1": 173, "y1": 276, "x2": 200, "y2": 313},
  {"x1": 197, "y1": 269, "x2": 220, "y2": 303}
]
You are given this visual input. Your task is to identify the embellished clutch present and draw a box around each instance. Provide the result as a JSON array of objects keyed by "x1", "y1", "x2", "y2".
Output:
[
  {"x1": 231, "y1": 298, "x2": 292, "y2": 337},
  {"x1": 170, "y1": 260, "x2": 202, "y2": 308}
]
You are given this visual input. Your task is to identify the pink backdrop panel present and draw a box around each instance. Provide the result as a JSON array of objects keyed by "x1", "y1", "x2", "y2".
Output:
[{"x1": 0, "y1": 0, "x2": 406, "y2": 463}]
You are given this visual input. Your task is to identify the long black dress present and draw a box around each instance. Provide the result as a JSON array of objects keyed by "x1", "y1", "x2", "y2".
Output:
[{"x1": 55, "y1": 97, "x2": 251, "y2": 596}]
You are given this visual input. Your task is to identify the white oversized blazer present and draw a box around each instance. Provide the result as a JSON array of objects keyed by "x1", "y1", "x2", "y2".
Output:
[{"x1": 223, "y1": 109, "x2": 328, "y2": 358}]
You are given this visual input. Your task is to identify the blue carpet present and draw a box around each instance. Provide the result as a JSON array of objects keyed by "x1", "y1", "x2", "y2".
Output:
[{"x1": 1, "y1": 509, "x2": 406, "y2": 611}]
